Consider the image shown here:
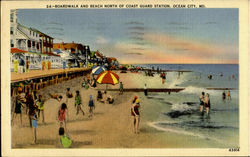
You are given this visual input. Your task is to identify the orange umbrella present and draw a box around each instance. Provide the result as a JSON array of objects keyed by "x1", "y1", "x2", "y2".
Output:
[{"x1": 96, "y1": 71, "x2": 119, "y2": 85}]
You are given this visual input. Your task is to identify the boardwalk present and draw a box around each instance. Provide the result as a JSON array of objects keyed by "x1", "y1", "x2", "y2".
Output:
[{"x1": 11, "y1": 68, "x2": 91, "y2": 83}]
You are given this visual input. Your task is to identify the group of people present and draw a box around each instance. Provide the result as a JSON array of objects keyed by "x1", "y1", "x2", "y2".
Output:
[
  {"x1": 12, "y1": 89, "x2": 45, "y2": 143},
  {"x1": 222, "y1": 90, "x2": 231, "y2": 101},
  {"x1": 97, "y1": 90, "x2": 114, "y2": 104},
  {"x1": 199, "y1": 92, "x2": 211, "y2": 116},
  {"x1": 82, "y1": 74, "x2": 97, "y2": 89}
]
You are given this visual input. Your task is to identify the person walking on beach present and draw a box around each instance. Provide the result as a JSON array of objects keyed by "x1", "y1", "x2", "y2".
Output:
[
  {"x1": 119, "y1": 82, "x2": 124, "y2": 95},
  {"x1": 144, "y1": 83, "x2": 148, "y2": 96},
  {"x1": 26, "y1": 89, "x2": 37, "y2": 127},
  {"x1": 204, "y1": 93, "x2": 211, "y2": 115},
  {"x1": 226, "y1": 90, "x2": 231, "y2": 100},
  {"x1": 37, "y1": 95, "x2": 45, "y2": 123},
  {"x1": 75, "y1": 90, "x2": 85, "y2": 116},
  {"x1": 88, "y1": 95, "x2": 95, "y2": 118},
  {"x1": 199, "y1": 92, "x2": 205, "y2": 113},
  {"x1": 12, "y1": 91, "x2": 25, "y2": 127},
  {"x1": 131, "y1": 96, "x2": 140, "y2": 134},
  {"x1": 32, "y1": 110, "x2": 38, "y2": 144},
  {"x1": 59, "y1": 127, "x2": 72, "y2": 148},
  {"x1": 58, "y1": 103, "x2": 68, "y2": 130}
]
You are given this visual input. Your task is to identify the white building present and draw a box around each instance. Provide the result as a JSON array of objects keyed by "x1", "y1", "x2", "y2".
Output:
[{"x1": 10, "y1": 9, "x2": 61, "y2": 71}]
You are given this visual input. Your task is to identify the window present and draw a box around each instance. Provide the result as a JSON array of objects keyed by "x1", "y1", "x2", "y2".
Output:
[
  {"x1": 33, "y1": 32, "x2": 35, "y2": 36},
  {"x1": 30, "y1": 31, "x2": 31, "y2": 35},
  {"x1": 10, "y1": 27, "x2": 14, "y2": 34},
  {"x1": 28, "y1": 40, "x2": 31, "y2": 47},
  {"x1": 10, "y1": 13, "x2": 14, "y2": 22},
  {"x1": 10, "y1": 39, "x2": 14, "y2": 47},
  {"x1": 37, "y1": 43, "x2": 39, "y2": 49},
  {"x1": 32, "y1": 41, "x2": 35, "y2": 47}
]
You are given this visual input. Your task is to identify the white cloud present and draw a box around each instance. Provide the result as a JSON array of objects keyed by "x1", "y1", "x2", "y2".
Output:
[{"x1": 96, "y1": 36, "x2": 109, "y2": 45}]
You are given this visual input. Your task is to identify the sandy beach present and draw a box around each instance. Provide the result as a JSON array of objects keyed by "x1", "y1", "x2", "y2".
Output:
[{"x1": 11, "y1": 71, "x2": 231, "y2": 148}]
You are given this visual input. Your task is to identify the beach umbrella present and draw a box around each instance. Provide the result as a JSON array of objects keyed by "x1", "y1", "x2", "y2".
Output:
[
  {"x1": 96, "y1": 70, "x2": 119, "y2": 85},
  {"x1": 92, "y1": 66, "x2": 107, "y2": 75}
]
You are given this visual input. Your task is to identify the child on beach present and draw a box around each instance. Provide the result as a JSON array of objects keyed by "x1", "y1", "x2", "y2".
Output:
[
  {"x1": 37, "y1": 95, "x2": 45, "y2": 123},
  {"x1": 88, "y1": 95, "x2": 95, "y2": 118},
  {"x1": 32, "y1": 111, "x2": 38, "y2": 144},
  {"x1": 59, "y1": 127, "x2": 72, "y2": 148},
  {"x1": 97, "y1": 91, "x2": 103, "y2": 102},
  {"x1": 131, "y1": 96, "x2": 140, "y2": 134},
  {"x1": 58, "y1": 103, "x2": 68, "y2": 130},
  {"x1": 66, "y1": 88, "x2": 73, "y2": 98},
  {"x1": 75, "y1": 90, "x2": 84, "y2": 115}
]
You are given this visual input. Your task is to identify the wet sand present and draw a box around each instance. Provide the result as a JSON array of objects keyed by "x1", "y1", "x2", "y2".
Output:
[{"x1": 11, "y1": 71, "x2": 219, "y2": 148}]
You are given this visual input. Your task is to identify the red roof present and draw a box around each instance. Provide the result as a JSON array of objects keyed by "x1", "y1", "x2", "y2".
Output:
[{"x1": 11, "y1": 48, "x2": 27, "y2": 53}]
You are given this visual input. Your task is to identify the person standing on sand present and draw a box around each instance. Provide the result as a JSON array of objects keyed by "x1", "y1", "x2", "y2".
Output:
[
  {"x1": 199, "y1": 92, "x2": 205, "y2": 113},
  {"x1": 160, "y1": 72, "x2": 166, "y2": 84},
  {"x1": 131, "y1": 96, "x2": 140, "y2": 134},
  {"x1": 88, "y1": 95, "x2": 95, "y2": 118},
  {"x1": 12, "y1": 91, "x2": 25, "y2": 127},
  {"x1": 144, "y1": 83, "x2": 148, "y2": 96},
  {"x1": 226, "y1": 90, "x2": 231, "y2": 100},
  {"x1": 204, "y1": 93, "x2": 211, "y2": 116},
  {"x1": 26, "y1": 89, "x2": 37, "y2": 128},
  {"x1": 37, "y1": 95, "x2": 45, "y2": 123},
  {"x1": 119, "y1": 82, "x2": 124, "y2": 95},
  {"x1": 58, "y1": 103, "x2": 68, "y2": 130},
  {"x1": 75, "y1": 90, "x2": 85, "y2": 116},
  {"x1": 32, "y1": 110, "x2": 38, "y2": 144}
]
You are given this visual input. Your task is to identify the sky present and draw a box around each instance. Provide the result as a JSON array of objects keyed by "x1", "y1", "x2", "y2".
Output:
[{"x1": 17, "y1": 9, "x2": 238, "y2": 64}]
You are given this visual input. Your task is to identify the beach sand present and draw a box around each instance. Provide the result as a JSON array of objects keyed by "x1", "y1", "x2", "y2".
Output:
[{"x1": 11, "y1": 71, "x2": 221, "y2": 148}]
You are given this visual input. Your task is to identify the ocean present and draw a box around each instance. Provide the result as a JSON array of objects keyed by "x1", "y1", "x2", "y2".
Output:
[{"x1": 135, "y1": 64, "x2": 239, "y2": 148}]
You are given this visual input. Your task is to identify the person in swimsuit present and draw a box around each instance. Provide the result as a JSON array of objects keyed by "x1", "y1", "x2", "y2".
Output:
[
  {"x1": 49, "y1": 93, "x2": 63, "y2": 102},
  {"x1": 12, "y1": 91, "x2": 25, "y2": 127},
  {"x1": 199, "y1": 92, "x2": 205, "y2": 113},
  {"x1": 75, "y1": 90, "x2": 84, "y2": 116},
  {"x1": 37, "y1": 95, "x2": 45, "y2": 123},
  {"x1": 131, "y1": 96, "x2": 140, "y2": 134},
  {"x1": 222, "y1": 91, "x2": 226, "y2": 101},
  {"x1": 119, "y1": 82, "x2": 124, "y2": 95},
  {"x1": 226, "y1": 90, "x2": 231, "y2": 100},
  {"x1": 88, "y1": 95, "x2": 95, "y2": 118},
  {"x1": 32, "y1": 111, "x2": 38, "y2": 144},
  {"x1": 58, "y1": 103, "x2": 68, "y2": 130},
  {"x1": 204, "y1": 93, "x2": 211, "y2": 115}
]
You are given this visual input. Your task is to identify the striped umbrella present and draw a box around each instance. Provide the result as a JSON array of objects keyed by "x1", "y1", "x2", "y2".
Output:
[
  {"x1": 92, "y1": 66, "x2": 107, "y2": 75},
  {"x1": 96, "y1": 71, "x2": 119, "y2": 85}
]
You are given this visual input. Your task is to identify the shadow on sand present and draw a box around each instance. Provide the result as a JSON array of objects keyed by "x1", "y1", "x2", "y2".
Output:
[
  {"x1": 72, "y1": 141, "x2": 93, "y2": 148},
  {"x1": 70, "y1": 129, "x2": 96, "y2": 135}
]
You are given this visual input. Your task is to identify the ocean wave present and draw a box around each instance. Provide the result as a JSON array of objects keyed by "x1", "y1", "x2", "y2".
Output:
[
  {"x1": 164, "y1": 120, "x2": 238, "y2": 130},
  {"x1": 181, "y1": 86, "x2": 206, "y2": 94},
  {"x1": 148, "y1": 121, "x2": 236, "y2": 144},
  {"x1": 165, "y1": 102, "x2": 198, "y2": 118}
]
